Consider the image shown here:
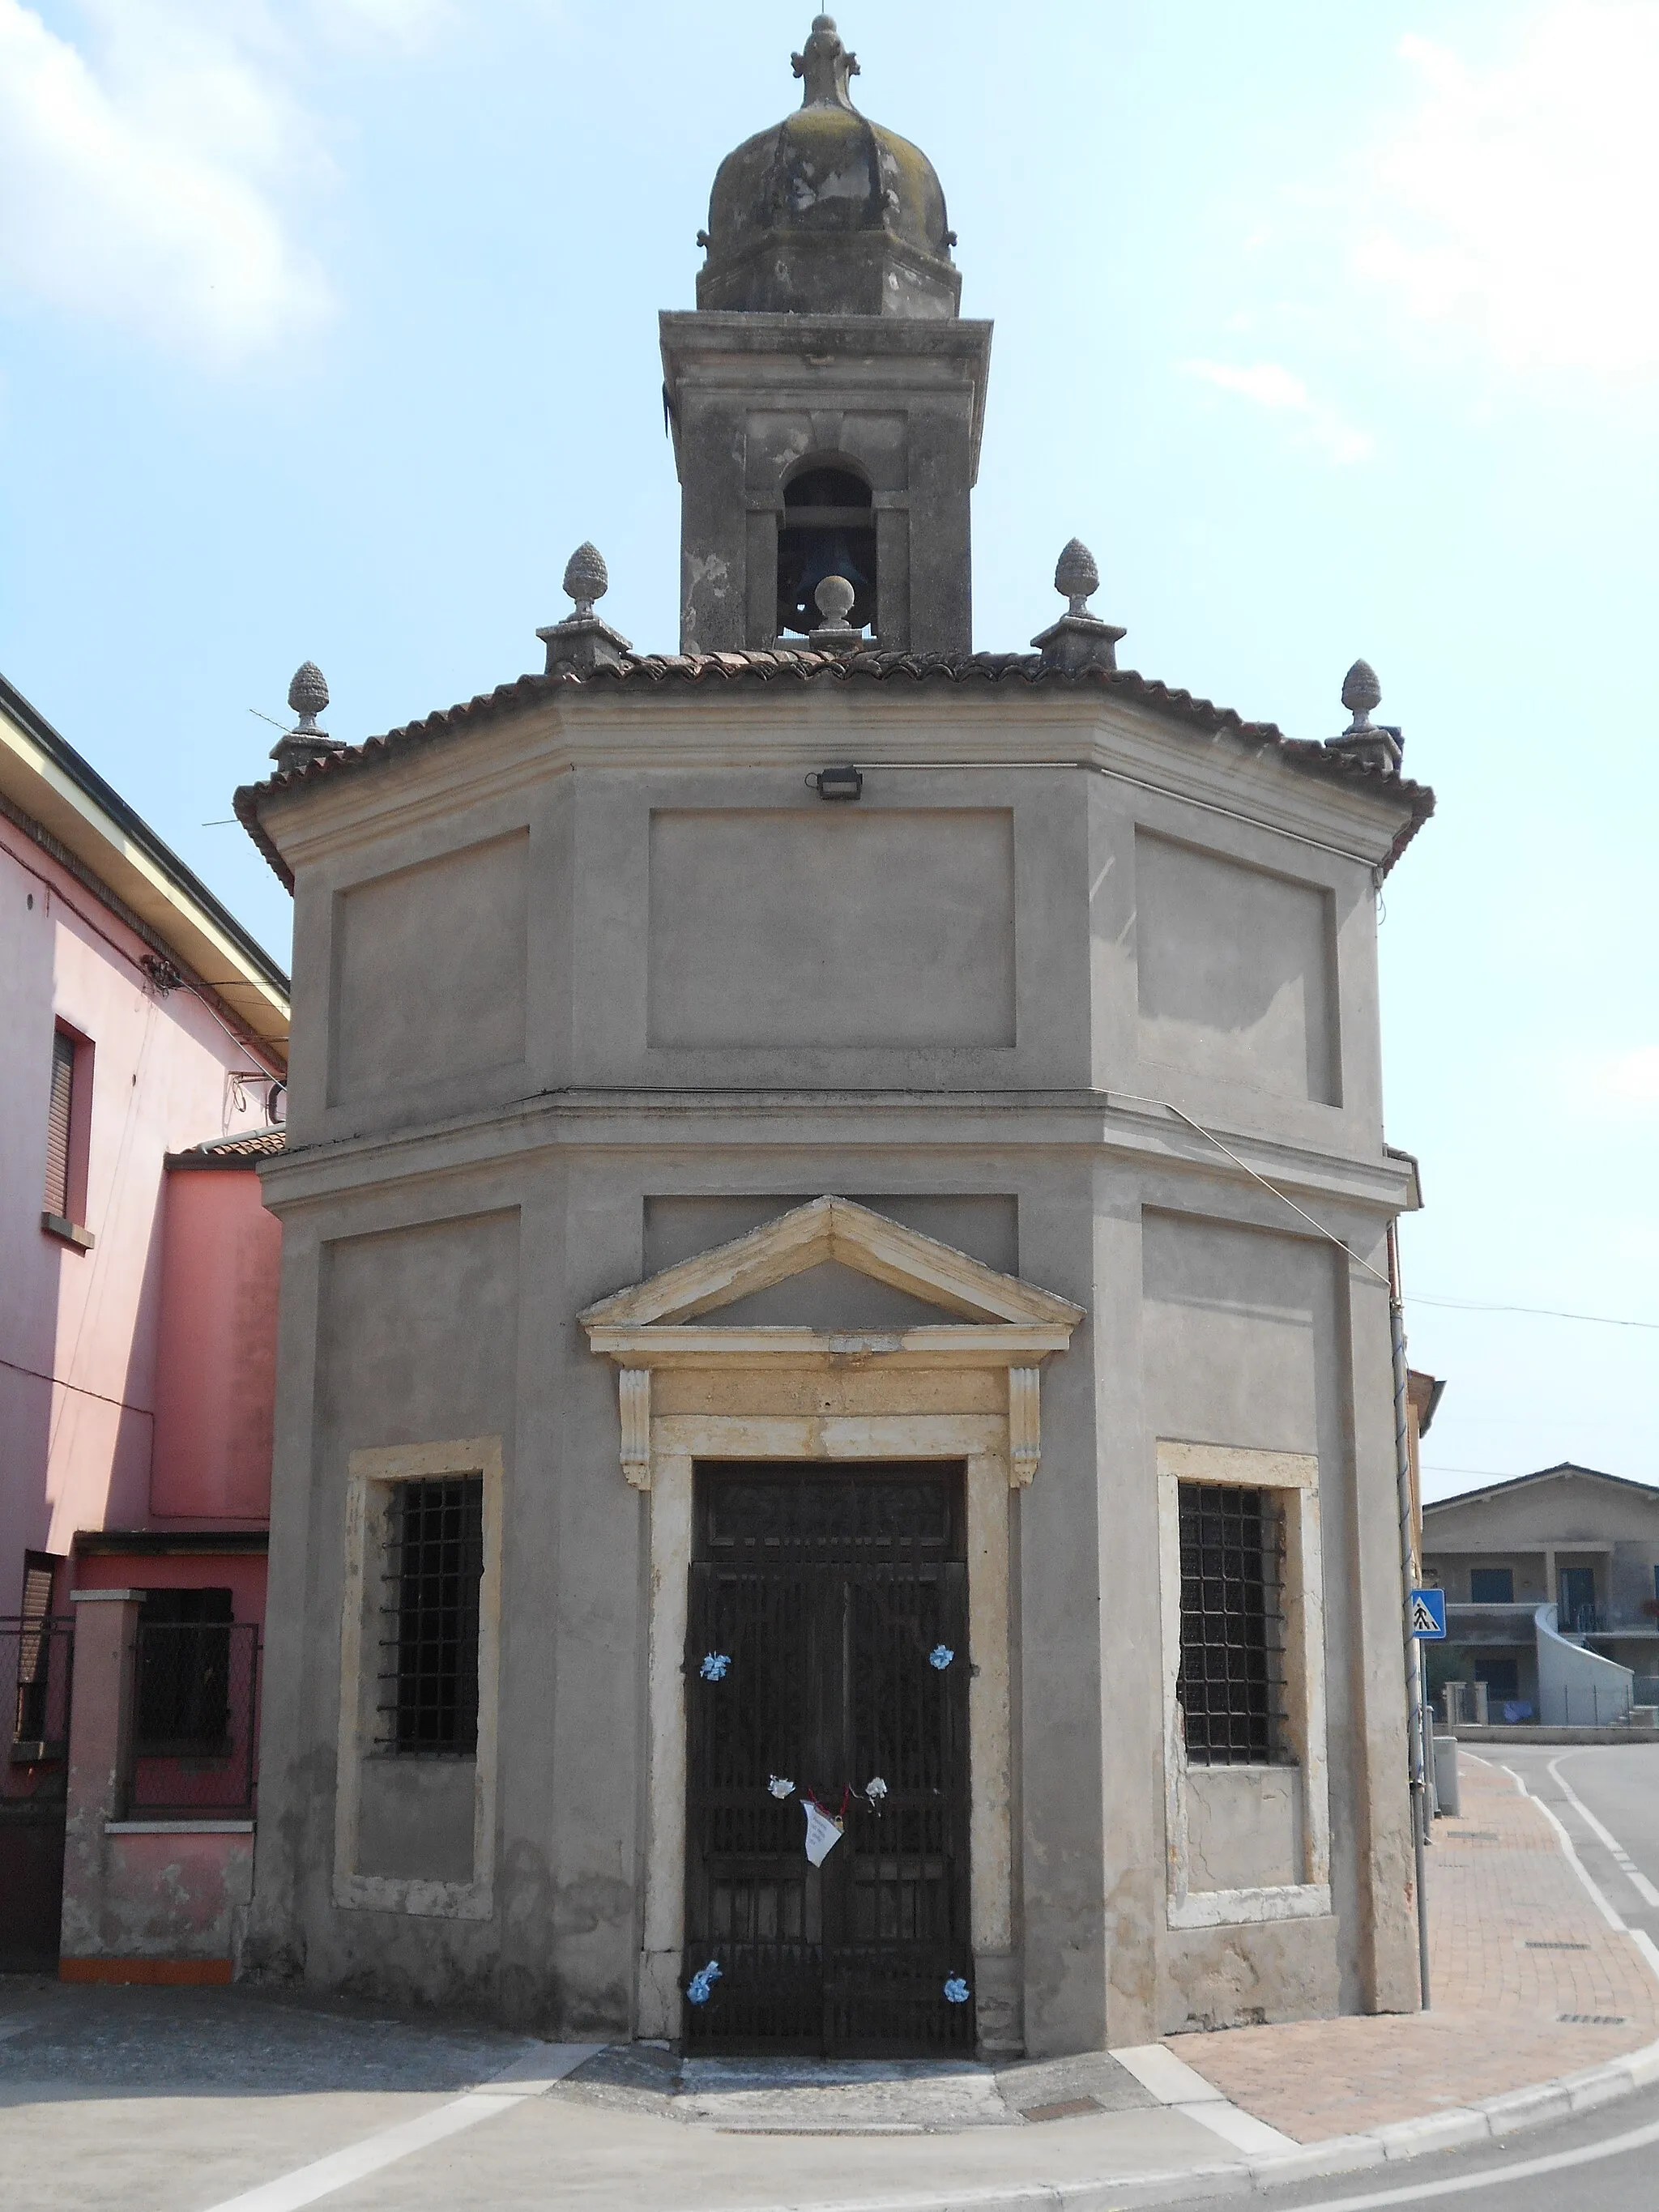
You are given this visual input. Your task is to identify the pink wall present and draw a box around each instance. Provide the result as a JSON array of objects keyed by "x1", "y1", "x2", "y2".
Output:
[
  {"x1": 151, "y1": 1169, "x2": 281, "y2": 1524},
  {"x1": 0, "y1": 816, "x2": 280, "y2": 1613},
  {"x1": 72, "y1": 1554, "x2": 268, "y2": 1629}
]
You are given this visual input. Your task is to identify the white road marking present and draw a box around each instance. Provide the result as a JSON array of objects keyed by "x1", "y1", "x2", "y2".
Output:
[
  {"x1": 195, "y1": 2042, "x2": 600, "y2": 2212},
  {"x1": 1110, "y1": 2040, "x2": 1298, "y2": 2154},
  {"x1": 1549, "y1": 1754, "x2": 1659, "y2": 1909},
  {"x1": 1260, "y1": 2108, "x2": 1659, "y2": 2208}
]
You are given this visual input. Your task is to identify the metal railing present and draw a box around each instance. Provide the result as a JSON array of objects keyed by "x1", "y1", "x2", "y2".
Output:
[
  {"x1": 2, "y1": 1617, "x2": 75, "y2": 1801},
  {"x1": 128, "y1": 1620, "x2": 260, "y2": 1816}
]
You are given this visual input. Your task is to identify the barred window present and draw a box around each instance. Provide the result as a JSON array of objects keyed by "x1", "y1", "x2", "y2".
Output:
[
  {"x1": 1177, "y1": 1483, "x2": 1288, "y2": 1765},
  {"x1": 378, "y1": 1476, "x2": 484, "y2": 1754},
  {"x1": 135, "y1": 1588, "x2": 234, "y2": 1751}
]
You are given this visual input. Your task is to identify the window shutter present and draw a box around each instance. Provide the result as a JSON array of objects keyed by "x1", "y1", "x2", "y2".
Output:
[{"x1": 44, "y1": 1029, "x2": 75, "y2": 1217}]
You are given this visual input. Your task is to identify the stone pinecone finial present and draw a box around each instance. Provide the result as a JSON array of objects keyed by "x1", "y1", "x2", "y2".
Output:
[
  {"x1": 1032, "y1": 538, "x2": 1124, "y2": 672},
  {"x1": 1326, "y1": 658, "x2": 1401, "y2": 771},
  {"x1": 1340, "y1": 658, "x2": 1382, "y2": 732},
  {"x1": 270, "y1": 661, "x2": 344, "y2": 772},
  {"x1": 1054, "y1": 539, "x2": 1101, "y2": 616},
  {"x1": 563, "y1": 542, "x2": 608, "y2": 617},
  {"x1": 288, "y1": 661, "x2": 329, "y2": 723},
  {"x1": 538, "y1": 543, "x2": 633, "y2": 677}
]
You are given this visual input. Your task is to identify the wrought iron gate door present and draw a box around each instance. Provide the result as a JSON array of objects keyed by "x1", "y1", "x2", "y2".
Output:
[{"x1": 684, "y1": 1464, "x2": 973, "y2": 2056}]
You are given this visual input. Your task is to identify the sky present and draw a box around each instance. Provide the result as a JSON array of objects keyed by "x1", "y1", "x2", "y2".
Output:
[{"x1": 2, "y1": 0, "x2": 1655, "y2": 1502}]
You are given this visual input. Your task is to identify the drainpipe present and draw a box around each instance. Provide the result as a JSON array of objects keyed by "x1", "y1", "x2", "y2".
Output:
[{"x1": 1388, "y1": 1221, "x2": 1431, "y2": 2009}]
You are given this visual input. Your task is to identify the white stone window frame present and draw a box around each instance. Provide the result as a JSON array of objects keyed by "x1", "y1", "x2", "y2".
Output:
[
  {"x1": 332, "y1": 1435, "x2": 505, "y2": 1920},
  {"x1": 1157, "y1": 1440, "x2": 1331, "y2": 1930}
]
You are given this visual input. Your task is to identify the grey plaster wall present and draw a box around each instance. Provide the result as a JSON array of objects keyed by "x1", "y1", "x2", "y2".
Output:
[
  {"x1": 357, "y1": 1760, "x2": 475, "y2": 1883},
  {"x1": 647, "y1": 808, "x2": 1016, "y2": 1049},
  {"x1": 1141, "y1": 1210, "x2": 1381, "y2": 2019},
  {"x1": 1134, "y1": 831, "x2": 1340, "y2": 1106},
  {"x1": 331, "y1": 830, "x2": 527, "y2": 1107},
  {"x1": 249, "y1": 1208, "x2": 521, "y2": 2009}
]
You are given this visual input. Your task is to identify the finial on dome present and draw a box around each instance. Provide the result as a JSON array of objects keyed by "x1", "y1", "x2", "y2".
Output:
[
  {"x1": 808, "y1": 572, "x2": 864, "y2": 654},
  {"x1": 270, "y1": 662, "x2": 345, "y2": 773},
  {"x1": 1326, "y1": 658, "x2": 1402, "y2": 771},
  {"x1": 538, "y1": 543, "x2": 633, "y2": 677},
  {"x1": 1031, "y1": 539, "x2": 1124, "y2": 673},
  {"x1": 792, "y1": 15, "x2": 859, "y2": 110}
]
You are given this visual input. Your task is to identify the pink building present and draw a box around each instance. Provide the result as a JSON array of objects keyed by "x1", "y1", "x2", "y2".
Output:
[{"x1": 0, "y1": 671, "x2": 289, "y2": 1978}]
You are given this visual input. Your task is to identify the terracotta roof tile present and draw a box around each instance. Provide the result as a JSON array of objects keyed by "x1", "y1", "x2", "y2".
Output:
[{"x1": 164, "y1": 1127, "x2": 287, "y2": 1169}]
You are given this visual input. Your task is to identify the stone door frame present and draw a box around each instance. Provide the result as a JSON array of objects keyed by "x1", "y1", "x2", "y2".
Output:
[{"x1": 578, "y1": 1196, "x2": 1083, "y2": 2048}]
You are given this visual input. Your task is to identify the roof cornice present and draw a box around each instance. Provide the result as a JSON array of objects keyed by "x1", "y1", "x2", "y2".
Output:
[
  {"x1": 2, "y1": 672, "x2": 290, "y2": 1061},
  {"x1": 238, "y1": 654, "x2": 1432, "y2": 893}
]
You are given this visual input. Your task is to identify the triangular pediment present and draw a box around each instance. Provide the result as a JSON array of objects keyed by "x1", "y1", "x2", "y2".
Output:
[{"x1": 580, "y1": 1196, "x2": 1083, "y2": 1332}]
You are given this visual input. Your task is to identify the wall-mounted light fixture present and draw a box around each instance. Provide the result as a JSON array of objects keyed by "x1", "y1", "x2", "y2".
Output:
[{"x1": 806, "y1": 764, "x2": 864, "y2": 802}]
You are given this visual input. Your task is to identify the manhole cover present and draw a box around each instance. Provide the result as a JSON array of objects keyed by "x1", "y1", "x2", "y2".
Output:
[{"x1": 1022, "y1": 2097, "x2": 1102, "y2": 2123}]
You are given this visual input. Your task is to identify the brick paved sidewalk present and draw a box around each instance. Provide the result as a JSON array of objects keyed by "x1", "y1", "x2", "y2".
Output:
[{"x1": 1163, "y1": 1750, "x2": 1659, "y2": 2144}]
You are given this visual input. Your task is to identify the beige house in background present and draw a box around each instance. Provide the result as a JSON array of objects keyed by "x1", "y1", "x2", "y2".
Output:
[
  {"x1": 237, "y1": 17, "x2": 1435, "y2": 2055},
  {"x1": 1422, "y1": 1465, "x2": 1659, "y2": 1725}
]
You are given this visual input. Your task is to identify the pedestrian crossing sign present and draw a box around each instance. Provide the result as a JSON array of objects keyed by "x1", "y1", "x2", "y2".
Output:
[{"x1": 1410, "y1": 1588, "x2": 1447, "y2": 1639}]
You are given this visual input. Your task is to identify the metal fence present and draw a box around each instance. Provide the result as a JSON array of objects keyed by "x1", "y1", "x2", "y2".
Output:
[
  {"x1": 2, "y1": 1616, "x2": 75, "y2": 1801},
  {"x1": 129, "y1": 1620, "x2": 260, "y2": 1816}
]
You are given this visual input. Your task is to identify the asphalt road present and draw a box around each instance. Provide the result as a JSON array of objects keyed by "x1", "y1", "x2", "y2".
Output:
[
  {"x1": 1195, "y1": 2076, "x2": 1659, "y2": 2210},
  {"x1": 1497, "y1": 1741, "x2": 1659, "y2": 1947}
]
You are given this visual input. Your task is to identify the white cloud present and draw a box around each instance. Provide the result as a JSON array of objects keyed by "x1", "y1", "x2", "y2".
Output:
[
  {"x1": 1180, "y1": 358, "x2": 1375, "y2": 465},
  {"x1": 315, "y1": 0, "x2": 458, "y2": 54},
  {"x1": 0, "y1": 0, "x2": 331, "y2": 359},
  {"x1": 1555, "y1": 1045, "x2": 1659, "y2": 1123},
  {"x1": 1354, "y1": 4, "x2": 1659, "y2": 376}
]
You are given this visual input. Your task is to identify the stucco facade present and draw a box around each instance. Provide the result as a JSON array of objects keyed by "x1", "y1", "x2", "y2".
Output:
[
  {"x1": 0, "y1": 670, "x2": 289, "y2": 1978},
  {"x1": 239, "y1": 18, "x2": 1435, "y2": 2052}
]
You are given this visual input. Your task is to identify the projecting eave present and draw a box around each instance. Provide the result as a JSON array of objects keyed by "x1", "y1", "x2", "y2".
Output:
[
  {"x1": 3, "y1": 672, "x2": 291, "y2": 1064},
  {"x1": 241, "y1": 653, "x2": 1431, "y2": 893}
]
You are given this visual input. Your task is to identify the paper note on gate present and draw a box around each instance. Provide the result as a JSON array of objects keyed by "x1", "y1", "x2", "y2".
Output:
[{"x1": 802, "y1": 1800, "x2": 843, "y2": 1865}]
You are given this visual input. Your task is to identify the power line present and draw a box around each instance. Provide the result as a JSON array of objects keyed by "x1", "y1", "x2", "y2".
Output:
[{"x1": 1408, "y1": 1293, "x2": 1659, "y2": 1332}]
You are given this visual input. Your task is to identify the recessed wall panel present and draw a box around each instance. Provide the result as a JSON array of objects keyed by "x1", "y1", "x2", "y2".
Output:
[
  {"x1": 331, "y1": 830, "x2": 528, "y2": 1106},
  {"x1": 1135, "y1": 831, "x2": 1340, "y2": 1105},
  {"x1": 646, "y1": 810, "x2": 1016, "y2": 1050}
]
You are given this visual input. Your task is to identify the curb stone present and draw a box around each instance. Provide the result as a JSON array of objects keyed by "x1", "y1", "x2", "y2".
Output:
[{"x1": 674, "y1": 2034, "x2": 1659, "y2": 2212}]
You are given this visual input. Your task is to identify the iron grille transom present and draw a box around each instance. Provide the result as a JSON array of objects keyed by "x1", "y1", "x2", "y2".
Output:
[
  {"x1": 1177, "y1": 1481, "x2": 1289, "y2": 1765},
  {"x1": 684, "y1": 1464, "x2": 973, "y2": 2057},
  {"x1": 378, "y1": 1475, "x2": 484, "y2": 1754}
]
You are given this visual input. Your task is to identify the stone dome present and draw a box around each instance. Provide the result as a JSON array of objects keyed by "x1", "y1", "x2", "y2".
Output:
[{"x1": 697, "y1": 16, "x2": 960, "y2": 320}]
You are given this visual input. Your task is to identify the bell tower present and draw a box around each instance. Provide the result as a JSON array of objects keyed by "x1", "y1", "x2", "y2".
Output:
[{"x1": 661, "y1": 15, "x2": 992, "y2": 656}]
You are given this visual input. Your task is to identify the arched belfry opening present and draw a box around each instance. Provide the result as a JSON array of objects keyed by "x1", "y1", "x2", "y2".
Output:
[
  {"x1": 662, "y1": 14, "x2": 990, "y2": 656},
  {"x1": 778, "y1": 463, "x2": 876, "y2": 638}
]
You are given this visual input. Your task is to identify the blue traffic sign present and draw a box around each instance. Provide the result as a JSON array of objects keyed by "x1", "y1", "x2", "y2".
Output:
[{"x1": 1410, "y1": 1588, "x2": 1447, "y2": 1639}]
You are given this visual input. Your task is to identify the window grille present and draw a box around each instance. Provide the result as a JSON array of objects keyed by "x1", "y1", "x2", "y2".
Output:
[
  {"x1": 45, "y1": 1028, "x2": 76, "y2": 1217},
  {"x1": 377, "y1": 1476, "x2": 484, "y2": 1754},
  {"x1": 1177, "y1": 1483, "x2": 1288, "y2": 1765},
  {"x1": 135, "y1": 1588, "x2": 234, "y2": 1749}
]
